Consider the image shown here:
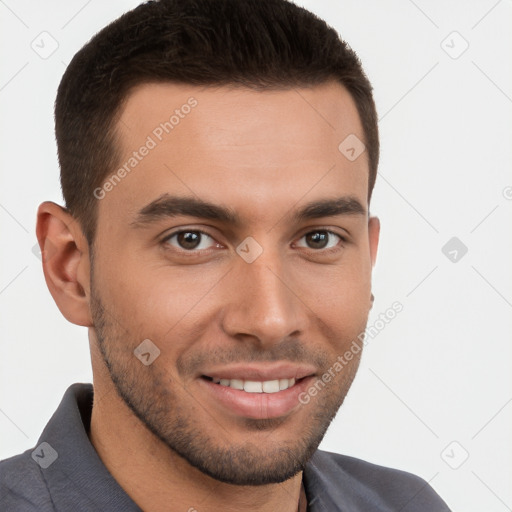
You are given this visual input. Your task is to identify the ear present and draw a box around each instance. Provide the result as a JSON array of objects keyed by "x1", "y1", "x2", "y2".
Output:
[
  {"x1": 367, "y1": 216, "x2": 380, "y2": 309},
  {"x1": 368, "y1": 216, "x2": 380, "y2": 268},
  {"x1": 35, "y1": 201, "x2": 93, "y2": 327}
]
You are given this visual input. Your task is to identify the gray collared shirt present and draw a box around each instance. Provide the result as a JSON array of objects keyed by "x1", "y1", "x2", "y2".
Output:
[{"x1": 0, "y1": 383, "x2": 451, "y2": 511}]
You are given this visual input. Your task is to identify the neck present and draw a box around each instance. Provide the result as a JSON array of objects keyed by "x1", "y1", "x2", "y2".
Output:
[{"x1": 88, "y1": 352, "x2": 303, "y2": 512}]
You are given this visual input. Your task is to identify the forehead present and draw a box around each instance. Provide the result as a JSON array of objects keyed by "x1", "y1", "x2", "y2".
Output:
[
  {"x1": 118, "y1": 80, "x2": 363, "y2": 152},
  {"x1": 98, "y1": 81, "x2": 368, "y2": 228}
]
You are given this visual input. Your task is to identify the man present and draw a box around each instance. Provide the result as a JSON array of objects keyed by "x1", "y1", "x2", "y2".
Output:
[{"x1": 0, "y1": 0, "x2": 451, "y2": 510}]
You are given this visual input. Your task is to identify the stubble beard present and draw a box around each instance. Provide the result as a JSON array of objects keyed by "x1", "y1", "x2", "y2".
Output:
[{"x1": 89, "y1": 272, "x2": 363, "y2": 485}]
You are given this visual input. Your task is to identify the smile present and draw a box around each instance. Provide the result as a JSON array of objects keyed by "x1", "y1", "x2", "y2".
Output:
[{"x1": 203, "y1": 376, "x2": 297, "y2": 393}]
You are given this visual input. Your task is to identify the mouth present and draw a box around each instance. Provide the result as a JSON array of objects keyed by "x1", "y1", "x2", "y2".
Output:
[
  {"x1": 198, "y1": 364, "x2": 316, "y2": 420},
  {"x1": 201, "y1": 375, "x2": 298, "y2": 393}
]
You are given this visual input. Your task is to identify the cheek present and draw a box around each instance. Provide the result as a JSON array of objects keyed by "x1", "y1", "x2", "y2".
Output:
[
  {"x1": 296, "y1": 256, "x2": 372, "y2": 309},
  {"x1": 95, "y1": 253, "x2": 224, "y2": 347},
  {"x1": 295, "y1": 259, "x2": 372, "y2": 349}
]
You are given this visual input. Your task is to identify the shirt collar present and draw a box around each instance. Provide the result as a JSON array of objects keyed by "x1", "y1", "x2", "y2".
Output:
[{"x1": 37, "y1": 383, "x2": 141, "y2": 511}]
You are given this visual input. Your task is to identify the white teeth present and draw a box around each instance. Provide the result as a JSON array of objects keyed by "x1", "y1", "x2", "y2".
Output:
[
  {"x1": 213, "y1": 377, "x2": 296, "y2": 393},
  {"x1": 230, "y1": 379, "x2": 244, "y2": 390},
  {"x1": 244, "y1": 381, "x2": 263, "y2": 393},
  {"x1": 262, "y1": 380, "x2": 280, "y2": 393}
]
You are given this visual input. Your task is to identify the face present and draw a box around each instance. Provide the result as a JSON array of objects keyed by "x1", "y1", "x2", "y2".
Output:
[{"x1": 89, "y1": 81, "x2": 379, "y2": 485}]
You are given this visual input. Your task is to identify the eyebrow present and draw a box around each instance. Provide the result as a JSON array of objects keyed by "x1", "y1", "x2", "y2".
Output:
[{"x1": 130, "y1": 193, "x2": 366, "y2": 228}]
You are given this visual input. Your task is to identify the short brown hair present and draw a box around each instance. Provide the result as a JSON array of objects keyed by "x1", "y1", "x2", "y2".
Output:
[{"x1": 55, "y1": 0, "x2": 379, "y2": 245}]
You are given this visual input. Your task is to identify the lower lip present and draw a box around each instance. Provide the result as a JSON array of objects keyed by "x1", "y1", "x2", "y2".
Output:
[{"x1": 198, "y1": 376, "x2": 314, "y2": 420}]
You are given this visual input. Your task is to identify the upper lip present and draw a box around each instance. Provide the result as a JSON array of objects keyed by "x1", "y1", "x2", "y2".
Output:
[{"x1": 201, "y1": 362, "x2": 316, "y2": 381}]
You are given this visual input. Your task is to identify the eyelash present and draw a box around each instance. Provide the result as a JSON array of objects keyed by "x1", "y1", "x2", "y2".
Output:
[{"x1": 160, "y1": 228, "x2": 347, "y2": 257}]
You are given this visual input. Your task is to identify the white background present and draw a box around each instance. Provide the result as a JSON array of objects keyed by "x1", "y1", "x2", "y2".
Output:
[{"x1": 1, "y1": 1, "x2": 511, "y2": 510}]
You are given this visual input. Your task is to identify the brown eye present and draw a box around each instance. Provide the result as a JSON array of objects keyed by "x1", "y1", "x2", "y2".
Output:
[
  {"x1": 305, "y1": 231, "x2": 329, "y2": 249},
  {"x1": 177, "y1": 231, "x2": 201, "y2": 250},
  {"x1": 162, "y1": 230, "x2": 217, "y2": 251},
  {"x1": 296, "y1": 230, "x2": 343, "y2": 251}
]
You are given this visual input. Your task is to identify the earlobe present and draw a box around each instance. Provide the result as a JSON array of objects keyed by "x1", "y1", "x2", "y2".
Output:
[{"x1": 36, "y1": 201, "x2": 93, "y2": 327}]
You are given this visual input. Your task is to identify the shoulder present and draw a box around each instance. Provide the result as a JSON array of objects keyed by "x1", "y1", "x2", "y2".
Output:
[
  {"x1": 0, "y1": 450, "x2": 55, "y2": 511},
  {"x1": 305, "y1": 450, "x2": 451, "y2": 511},
  {"x1": 311, "y1": 449, "x2": 434, "y2": 488}
]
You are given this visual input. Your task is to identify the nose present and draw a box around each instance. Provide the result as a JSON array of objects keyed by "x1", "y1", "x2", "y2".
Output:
[{"x1": 220, "y1": 244, "x2": 309, "y2": 348}]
